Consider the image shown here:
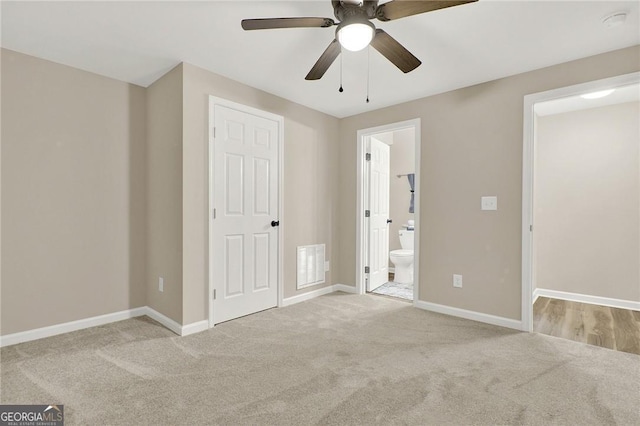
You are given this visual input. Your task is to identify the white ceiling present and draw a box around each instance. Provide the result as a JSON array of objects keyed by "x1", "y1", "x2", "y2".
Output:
[
  {"x1": 2, "y1": 1, "x2": 639, "y2": 118},
  {"x1": 535, "y1": 83, "x2": 640, "y2": 116}
]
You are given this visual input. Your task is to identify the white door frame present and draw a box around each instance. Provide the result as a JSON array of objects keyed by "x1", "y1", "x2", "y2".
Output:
[
  {"x1": 521, "y1": 71, "x2": 639, "y2": 332},
  {"x1": 208, "y1": 96, "x2": 285, "y2": 328},
  {"x1": 356, "y1": 118, "x2": 421, "y2": 302}
]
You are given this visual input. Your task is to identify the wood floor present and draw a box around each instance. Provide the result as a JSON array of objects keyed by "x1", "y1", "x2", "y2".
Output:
[{"x1": 533, "y1": 297, "x2": 640, "y2": 355}]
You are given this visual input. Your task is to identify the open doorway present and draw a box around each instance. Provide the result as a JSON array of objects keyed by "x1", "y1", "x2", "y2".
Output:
[
  {"x1": 522, "y1": 73, "x2": 640, "y2": 354},
  {"x1": 356, "y1": 119, "x2": 421, "y2": 303}
]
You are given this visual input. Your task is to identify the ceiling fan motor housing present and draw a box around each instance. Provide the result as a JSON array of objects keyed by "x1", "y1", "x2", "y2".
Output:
[{"x1": 332, "y1": 0, "x2": 378, "y2": 22}]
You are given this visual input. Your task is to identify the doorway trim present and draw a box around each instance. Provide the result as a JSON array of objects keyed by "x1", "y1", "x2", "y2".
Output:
[
  {"x1": 521, "y1": 71, "x2": 640, "y2": 332},
  {"x1": 208, "y1": 96, "x2": 285, "y2": 328},
  {"x1": 356, "y1": 118, "x2": 421, "y2": 303}
]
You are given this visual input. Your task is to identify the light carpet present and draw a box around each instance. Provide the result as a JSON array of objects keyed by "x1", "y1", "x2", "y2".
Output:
[{"x1": 1, "y1": 293, "x2": 639, "y2": 425}]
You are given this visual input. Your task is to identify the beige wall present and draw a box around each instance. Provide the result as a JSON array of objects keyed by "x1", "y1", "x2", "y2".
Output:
[
  {"x1": 146, "y1": 64, "x2": 183, "y2": 323},
  {"x1": 337, "y1": 46, "x2": 640, "y2": 321},
  {"x1": 182, "y1": 63, "x2": 340, "y2": 325},
  {"x1": 1, "y1": 43, "x2": 3, "y2": 336},
  {"x1": 535, "y1": 102, "x2": 640, "y2": 302},
  {"x1": 0, "y1": 52, "x2": 340, "y2": 334},
  {"x1": 1, "y1": 49, "x2": 147, "y2": 334},
  {"x1": 2, "y1": 45, "x2": 639, "y2": 335},
  {"x1": 388, "y1": 128, "x2": 415, "y2": 256}
]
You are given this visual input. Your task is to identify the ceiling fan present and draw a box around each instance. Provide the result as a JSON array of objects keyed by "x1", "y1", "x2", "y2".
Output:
[{"x1": 241, "y1": 0, "x2": 477, "y2": 81}]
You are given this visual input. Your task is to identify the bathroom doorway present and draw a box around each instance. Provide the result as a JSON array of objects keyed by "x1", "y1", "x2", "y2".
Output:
[{"x1": 356, "y1": 119, "x2": 421, "y2": 303}]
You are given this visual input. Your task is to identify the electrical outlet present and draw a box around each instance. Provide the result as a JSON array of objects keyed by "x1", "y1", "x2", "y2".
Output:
[
  {"x1": 481, "y1": 196, "x2": 498, "y2": 211},
  {"x1": 325, "y1": 261, "x2": 330, "y2": 272},
  {"x1": 453, "y1": 274, "x2": 463, "y2": 288},
  {"x1": 159, "y1": 277, "x2": 164, "y2": 292}
]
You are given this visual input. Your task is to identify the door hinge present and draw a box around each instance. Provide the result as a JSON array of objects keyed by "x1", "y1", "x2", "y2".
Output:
[
  {"x1": 213, "y1": 127, "x2": 216, "y2": 138},
  {"x1": 212, "y1": 208, "x2": 216, "y2": 219},
  {"x1": 213, "y1": 289, "x2": 216, "y2": 300},
  {"x1": 365, "y1": 210, "x2": 370, "y2": 217},
  {"x1": 365, "y1": 153, "x2": 371, "y2": 161},
  {"x1": 530, "y1": 224, "x2": 533, "y2": 232},
  {"x1": 364, "y1": 266, "x2": 370, "y2": 274}
]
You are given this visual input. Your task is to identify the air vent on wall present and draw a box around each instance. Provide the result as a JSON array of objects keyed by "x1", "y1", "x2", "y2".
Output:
[{"x1": 297, "y1": 244, "x2": 326, "y2": 289}]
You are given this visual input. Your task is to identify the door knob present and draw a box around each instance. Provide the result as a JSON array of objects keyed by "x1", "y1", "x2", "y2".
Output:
[
  {"x1": 386, "y1": 219, "x2": 393, "y2": 224},
  {"x1": 271, "y1": 220, "x2": 280, "y2": 227}
]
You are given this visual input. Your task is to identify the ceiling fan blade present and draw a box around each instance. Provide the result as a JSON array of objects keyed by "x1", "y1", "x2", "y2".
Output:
[
  {"x1": 241, "y1": 17, "x2": 334, "y2": 31},
  {"x1": 370, "y1": 29, "x2": 421, "y2": 73},
  {"x1": 306, "y1": 39, "x2": 341, "y2": 80},
  {"x1": 376, "y1": 0, "x2": 477, "y2": 22}
]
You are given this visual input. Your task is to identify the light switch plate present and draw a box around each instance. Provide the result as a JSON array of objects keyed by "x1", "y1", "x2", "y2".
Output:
[
  {"x1": 453, "y1": 274, "x2": 463, "y2": 288},
  {"x1": 481, "y1": 196, "x2": 498, "y2": 211}
]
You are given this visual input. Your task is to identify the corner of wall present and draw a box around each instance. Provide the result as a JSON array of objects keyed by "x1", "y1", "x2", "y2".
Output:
[{"x1": 145, "y1": 63, "x2": 184, "y2": 325}]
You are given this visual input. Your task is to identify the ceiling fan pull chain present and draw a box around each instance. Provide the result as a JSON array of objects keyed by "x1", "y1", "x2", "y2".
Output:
[
  {"x1": 339, "y1": 49, "x2": 344, "y2": 93},
  {"x1": 366, "y1": 46, "x2": 370, "y2": 103}
]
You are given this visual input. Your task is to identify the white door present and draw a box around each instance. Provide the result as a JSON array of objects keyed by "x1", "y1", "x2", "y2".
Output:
[
  {"x1": 367, "y1": 137, "x2": 390, "y2": 291},
  {"x1": 212, "y1": 104, "x2": 279, "y2": 324}
]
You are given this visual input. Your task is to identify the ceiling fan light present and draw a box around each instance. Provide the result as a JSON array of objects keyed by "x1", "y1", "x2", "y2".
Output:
[{"x1": 337, "y1": 22, "x2": 374, "y2": 52}]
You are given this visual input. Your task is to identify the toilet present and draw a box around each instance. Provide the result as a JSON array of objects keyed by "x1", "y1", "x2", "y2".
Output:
[{"x1": 389, "y1": 228, "x2": 414, "y2": 284}]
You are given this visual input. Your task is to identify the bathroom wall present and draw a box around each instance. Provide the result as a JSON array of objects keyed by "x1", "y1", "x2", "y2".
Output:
[{"x1": 389, "y1": 128, "x2": 415, "y2": 260}]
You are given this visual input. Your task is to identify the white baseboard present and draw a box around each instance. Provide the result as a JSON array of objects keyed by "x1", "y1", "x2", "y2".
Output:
[
  {"x1": 333, "y1": 283, "x2": 357, "y2": 294},
  {"x1": 0, "y1": 307, "x2": 147, "y2": 347},
  {"x1": 281, "y1": 285, "x2": 336, "y2": 307},
  {"x1": 6, "y1": 286, "x2": 557, "y2": 346},
  {"x1": 2, "y1": 282, "x2": 362, "y2": 346},
  {"x1": 534, "y1": 288, "x2": 640, "y2": 311},
  {"x1": 0, "y1": 306, "x2": 211, "y2": 347},
  {"x1": 280, "y1": 283, "x2": 358, "y2": 307},
  {"x1": 414, "y1": 300, "x2": 523, "y2": 331},
  {"x1": 533, "y1": 288, "x2": 540, "y2": 304},
  {"x1": 142, "y1": 307, "x2": 182, "y2": 336},
  {"x1": 136, "y1": 308, "x2": 207, "y2": 337},
  {"x1": 180, "y1": 320, "x2": 209, "y2": 337}
]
